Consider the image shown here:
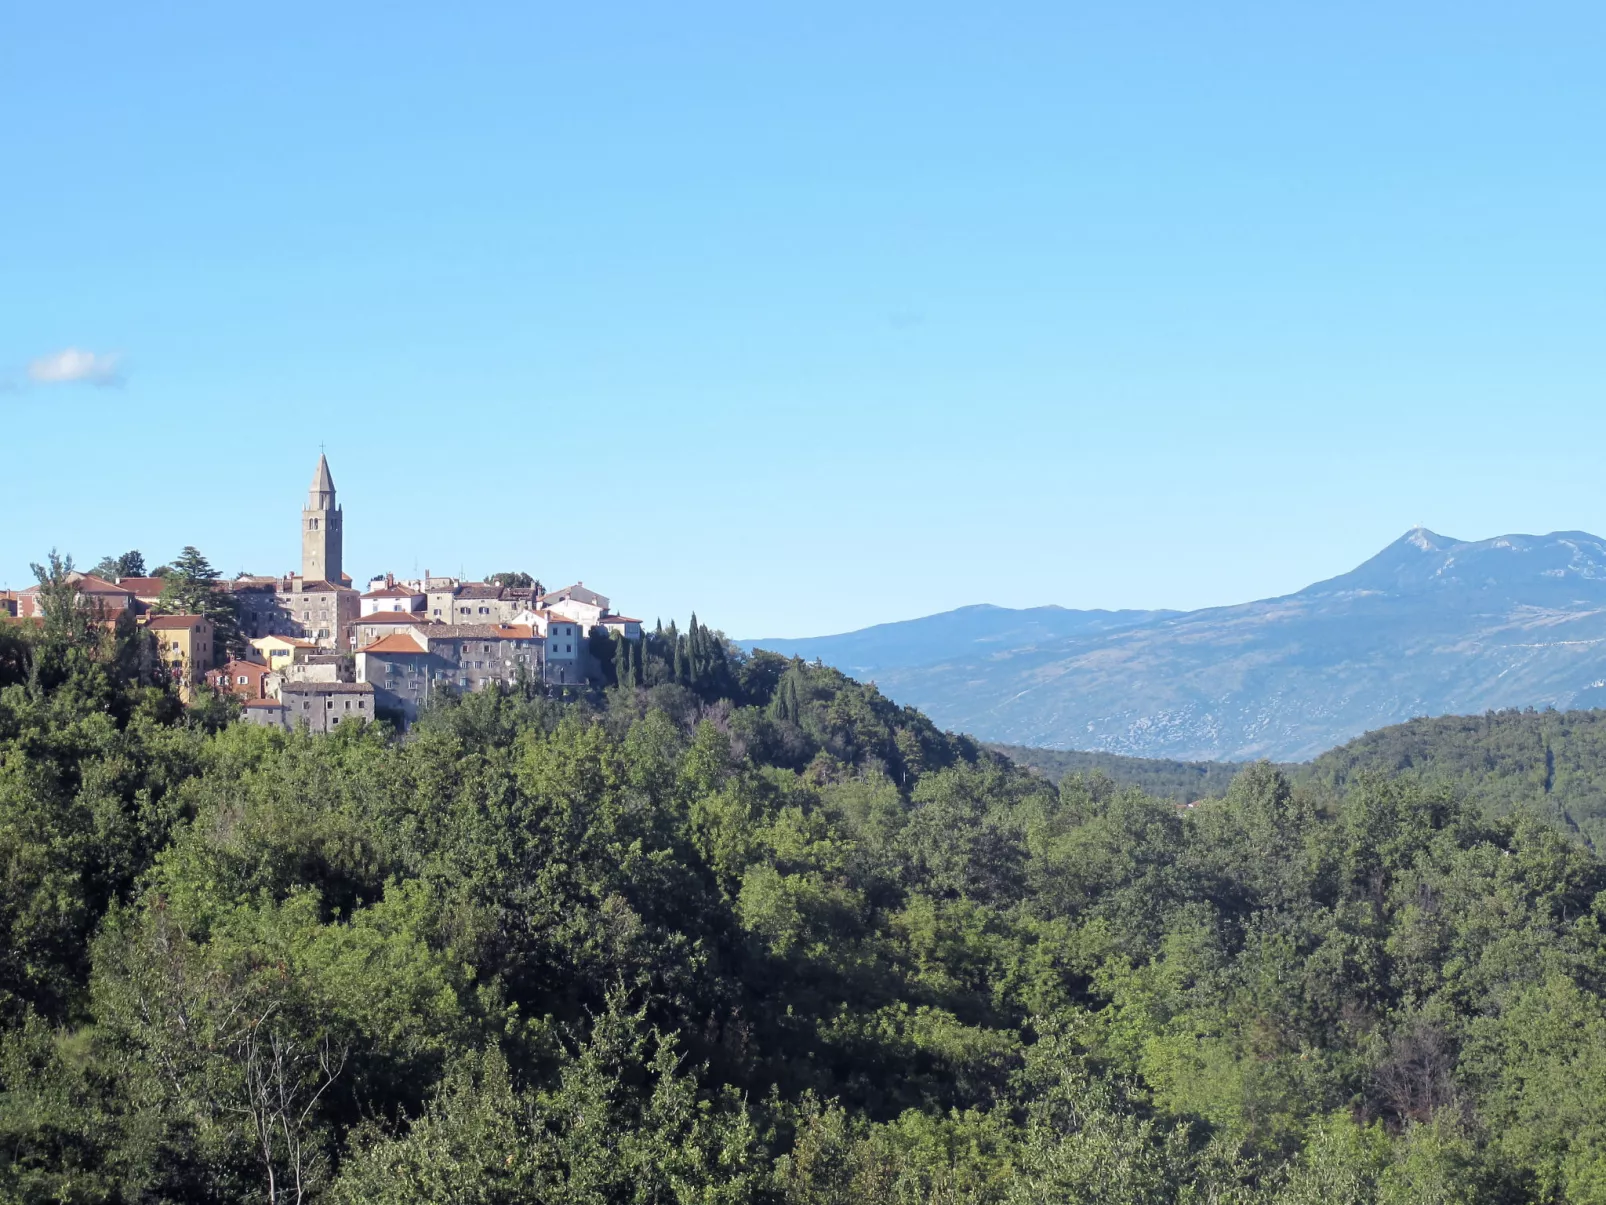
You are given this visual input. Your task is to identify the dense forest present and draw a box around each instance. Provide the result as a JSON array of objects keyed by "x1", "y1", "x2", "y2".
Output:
[
  {"x1": 985, "y1": 746, "x2": 1248, "y2": 803},
  {"x1": 996, "y1": 709, "x2": 1606, "y2": 849},
  {"x1": 1303, "y1": 708, "x2": 1606, "y2": 849},
  {"x1": 13, "y1": 570, "x2": 1606, "y2": 1201}
]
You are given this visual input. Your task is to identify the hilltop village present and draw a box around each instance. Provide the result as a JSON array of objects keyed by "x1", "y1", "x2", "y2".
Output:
[{"x1": 4, "y1": 456, "x2": 641, "y2": 727}]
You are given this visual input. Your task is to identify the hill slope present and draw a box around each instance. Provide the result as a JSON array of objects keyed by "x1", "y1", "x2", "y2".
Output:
[
  {"x1": 1303, "y1": 706, "x2": 1606, "y2": 846},
  {"x1": 774, "y1": 529, "x2": 1606, "y2": 761},
  {"x1": 985, "y1": 743, "x2": 1250, "y2": 802},
  {"x1": 994, "y1": 706, "x2": 1606, "y2": 845},
  {"x1": 741, "y1": 603, "x2": 1172, "y2": 678}
]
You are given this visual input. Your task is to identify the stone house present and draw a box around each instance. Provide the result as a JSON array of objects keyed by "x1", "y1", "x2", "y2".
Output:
[
  {"x1": 263, "y1": 681, "x2": 376, "y2": 733},
  {"x1": 355, "y1": 624, "x2": 546, "y2": 725},
  {"x1": 350, "y1": 611, "x2": 438, "y2": 649},
  {"x1": 232, "y1": 575, "x2": 359, "y2": 651}
]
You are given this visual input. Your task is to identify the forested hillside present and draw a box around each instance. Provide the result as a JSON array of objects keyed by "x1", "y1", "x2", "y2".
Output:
[
  {"x1": 1304, "y1": 707, "x2": 1606, "y2": 848},
  {"x1": 14, "y1": 570, "x2": 1606, "y2": 1201},
  {"x1": 985, "y1": 744, "x2": 1248, "y2": 802}
]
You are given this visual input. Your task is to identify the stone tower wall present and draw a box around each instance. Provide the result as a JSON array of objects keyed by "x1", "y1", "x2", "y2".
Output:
[{"x1": 302, "y1": 503, "x2": 343, "y2": 583}]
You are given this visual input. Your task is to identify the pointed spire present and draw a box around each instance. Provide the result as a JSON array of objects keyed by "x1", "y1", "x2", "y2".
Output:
[{"x1": 310, "y1": 453, "x2": 335, "y2": 495}]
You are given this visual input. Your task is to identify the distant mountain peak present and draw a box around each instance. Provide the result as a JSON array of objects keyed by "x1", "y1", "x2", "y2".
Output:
[
  {"x1": 1404, "y1": 525, "x2": 1453, "y2": 552},
  {"x1": 1296, "y1": 527, "x2": 1606, "y2": 599}
]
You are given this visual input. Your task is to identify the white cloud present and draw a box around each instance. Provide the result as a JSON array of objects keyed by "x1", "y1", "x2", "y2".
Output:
[{"x1": 27, "y1": 348, "x2": 124, "y2": 387}]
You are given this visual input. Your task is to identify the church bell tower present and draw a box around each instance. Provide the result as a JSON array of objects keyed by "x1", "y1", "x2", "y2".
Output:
[{"x1": 301, "y1": 453, "x2": 343, "y2": 584}]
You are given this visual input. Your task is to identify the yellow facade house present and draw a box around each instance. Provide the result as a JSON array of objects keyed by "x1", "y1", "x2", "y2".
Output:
[
  {"x1": 250, "y1": 633, "x2": 319, "y2": 673},
  {"x1": 145, "y1": 614, "x2": 215, "y2": 699}
]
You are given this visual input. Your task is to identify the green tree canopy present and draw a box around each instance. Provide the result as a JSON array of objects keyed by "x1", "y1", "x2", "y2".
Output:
[
  {"x1": 154, "y1": 545, "x2": 243, "y2": 658},
  {"x1": 90, "y1": 549, "x2": 146, "y2": 580}
]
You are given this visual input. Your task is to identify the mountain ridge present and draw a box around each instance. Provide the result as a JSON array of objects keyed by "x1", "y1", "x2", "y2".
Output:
[{"x1": 744, "y1": 528, "x2": 1606, "y2": 761}]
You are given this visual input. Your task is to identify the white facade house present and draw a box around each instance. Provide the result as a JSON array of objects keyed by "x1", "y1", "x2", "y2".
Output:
[
  {"x1": 598, "y1": 615, "x2": 643, "y2": 641},
  {"x1": 546, "y1": 596, "x2": 606, "y2": 627},
  {"x1": 507, "y1": 609, "x2": 586, "y2": 683},
  {"x1": 360, "y1": 579, "x2": 426, "y2": 616}
]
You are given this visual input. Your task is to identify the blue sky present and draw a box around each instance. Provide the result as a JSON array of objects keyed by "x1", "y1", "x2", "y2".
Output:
[{"x1": 4, "y1": 2, "x2": 1604, "y2": 637}]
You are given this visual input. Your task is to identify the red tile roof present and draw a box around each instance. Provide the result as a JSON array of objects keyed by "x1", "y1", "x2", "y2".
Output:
[
  {"x1": 116, "y1": 577, "x2": 168, "y2": 595},
  {"x1": 357, "y1": 632, "x2": 428, "y2": 655},
  {"x1": 361, "y1": 585, "x2": 418, "y2": 598},
  {"x1": 356, "y1": 611, "x2": 430, "y2": 624},
  {"x1": 146, "y1": 614, "x2": 208, "y2": 630},
  {"x1": 72, "y1": 573, "x2": 133, "y2": 596}
]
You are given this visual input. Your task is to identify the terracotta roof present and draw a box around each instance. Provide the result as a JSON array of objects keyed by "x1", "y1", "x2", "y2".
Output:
[
  {"x1": 357, "y1": 633, "x2": 428, "y2": 655},
  {"x1": 116, "y1": 577, "x2": 167, "y2": 595},
  {"x1": 600, "y1": 615, "x2": 642, "y2": 624},
  {"x1": 71, "y1": 573, "x2": 133, "y2": 595},
  {"x1": 146, "y1": 614, "x2": 208, "y2": 630},
  {"x1": 297, "y1": 580, "x2": 351, "y2": 593},
  {"x1": 244, "y1": 699, "x2": 284, "y2": 709},
  {"x1": 361, "y1": 585, "x2": 418, "y2": 598},
  {"x1": 356, "y1": 611, "x2": 430, "y2": 624},
  {"x1": 211, "y1": 659, "x2": 267, "y2": 674}
]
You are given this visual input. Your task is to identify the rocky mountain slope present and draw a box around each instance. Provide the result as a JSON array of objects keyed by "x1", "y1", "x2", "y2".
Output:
[
  {"x1": 748, "y1": 529, "x2": 1606, "y2": 761},
  {"x1": 742, "y1": 603, "x2": 1172, "y2": 678}
]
